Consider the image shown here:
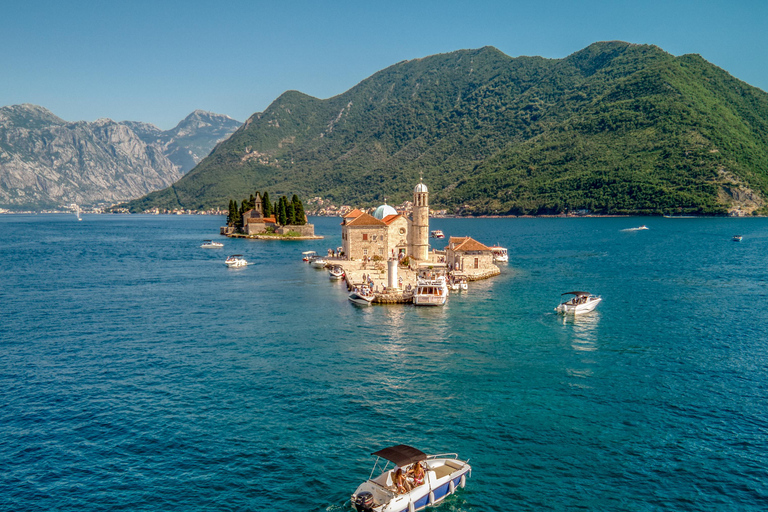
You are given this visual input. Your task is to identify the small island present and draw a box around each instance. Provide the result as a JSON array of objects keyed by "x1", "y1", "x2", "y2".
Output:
[{"x1": 220, "y1": 191, "x2": 322, "y2": 239}]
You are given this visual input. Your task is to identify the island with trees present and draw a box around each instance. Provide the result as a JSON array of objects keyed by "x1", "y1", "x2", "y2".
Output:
[{"x1": 221, "y1": 191, "x2": 321, "y2": 239}]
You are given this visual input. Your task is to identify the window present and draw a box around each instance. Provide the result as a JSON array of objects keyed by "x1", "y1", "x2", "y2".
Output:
[
  {"x1": 373, "y1": 235, "x2": 377, "y2": 241},
  {"x1": 362, "y1": 233, "x2": 368, "y2": 241},
  {"x1": 379, "y1": 248, "x2": 384, "y2": 255},
  {"x1": 474, "y1": 257, "x2": 479, "y2": 269},
  {"x1": 399, "y1": 227, "x2": 406, "y2": 234},
  {"x1": 363, "y1": 249, "x2": 368, "y2": 256}
]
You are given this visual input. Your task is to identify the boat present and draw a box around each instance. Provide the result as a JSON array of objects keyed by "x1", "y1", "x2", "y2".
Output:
[
  {"x1": 311, "y1": 257, "x2": 328, "y2": 269},
  {"x1": 489, "y1": 245, "x2": 508, "y2": 263},
  {"x1": 350, "y1": 444, "x2": 470, "y2": 512},
  {"x1": 302, "y1": 250, "x2": 318, "y2": 262},
  {"x1": 200, "y1": 240, "x2": 224, "y2": 248},
  {"x1": 448, "y1": 274, "x2": 467, "y2": 292},
  {"x1": 224, "y1": 254, "x2": 248, "y2": 268},
  {"x1": 733, "y1": 235, "x2": 743, "y2": 242},
  {"x1": 555, "y1": 291, "x2": 601, "y2": 315},
  {"x1": 349, "y1": 285, "x2": 375, "y2": 305},
  {"x1": 74, "y1": 204, "x2": 82, "y2": 221},
  {"x1": 413, "y1": 277, "x2": 448, "y2": 306},
  {"x1": 621, "y1": 225, "x2": 649, "y2": 232},
  {"x1": 329, "y1": 265, "x2": 346, "y2": 279},
  {"x1": 430, "y1": 230, "x2": 445, "y2": 239}
]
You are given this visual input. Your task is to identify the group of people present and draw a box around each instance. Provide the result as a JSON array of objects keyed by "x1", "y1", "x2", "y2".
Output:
[{"x1": 391, "y1": 462, "x2": 426, "y2": 494}]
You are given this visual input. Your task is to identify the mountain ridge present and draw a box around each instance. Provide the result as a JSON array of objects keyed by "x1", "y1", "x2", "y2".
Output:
[
  {"x1": 0, "y1": 106, "x2": 241, "y2": 209},
  {"x1": 125, "y1": 42, "x2": 768, "y2": 215}
]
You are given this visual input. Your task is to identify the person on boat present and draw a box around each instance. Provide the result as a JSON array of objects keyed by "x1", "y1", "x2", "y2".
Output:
[
  {"x1": 393, "y1": 468, "x2": 410, "y2": 494},
  {"x1": 407, "y1": 462, "x2": 425, "y2": 487}
]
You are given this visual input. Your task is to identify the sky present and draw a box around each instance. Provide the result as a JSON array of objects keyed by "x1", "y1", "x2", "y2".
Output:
[{"x1": 2, "y1": 0, "x2": 766, "y2": 129}]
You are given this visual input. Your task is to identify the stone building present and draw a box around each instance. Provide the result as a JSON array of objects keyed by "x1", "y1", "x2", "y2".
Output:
[
  {"x1": 241, "y1": 191, "x2": 314, "y2": 236},
  {"x1": 341, "y1": 180, "x2": 431, "y2": 261},
  {"x1": 445, "y1": 236, "x2": 496, "y2": 275}
]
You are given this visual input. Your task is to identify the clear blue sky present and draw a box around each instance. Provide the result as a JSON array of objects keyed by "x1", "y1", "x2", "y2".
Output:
[{"x1": 2, "y1": 0, "x2": 765, "y2": 129}]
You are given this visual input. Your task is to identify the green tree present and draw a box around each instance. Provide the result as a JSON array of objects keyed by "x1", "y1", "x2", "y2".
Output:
[
  {"x1": 278, "y1": 197, "x2": 288, "y2": 225},
  {"x1": 262, "y1": 191, "x2": 272, "y2": 217},
  {"x1": 292, "y1": 194, "x2": 306, "y2": 225},
  {"x1": 286, "y1": 202, "x2": 295, "y2": 225}
]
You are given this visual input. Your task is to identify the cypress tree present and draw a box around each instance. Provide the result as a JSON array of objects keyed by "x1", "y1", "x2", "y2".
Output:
[
  {"x1": 286, "y1": 202, "x2": 295, "y2": 225},
  {"x1": 292, "y1": 195, "x2": 306, "y2": 225},
  {"x1": 227, "y1": 199, "x2": 235, "y2": 225},
  {"x1": 278, "y1": 197, "x2": 288, "y2": 226},
  {"x1": 274, "y1": 202, "x2": 279, "y2": 221},
  {"x1": 262, "y1": 191, "x2": 271, "y2": 217}
]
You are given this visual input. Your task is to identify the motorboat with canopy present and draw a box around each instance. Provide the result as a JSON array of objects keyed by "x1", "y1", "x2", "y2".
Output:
[
  {"x1": 349, "y1": 285, "x2": 375, "y2": 305},
  {"x1": 351, "y1": 444, "x2": 470, "y2": 512},
  {"x1": 225, "y1": 255, "x2": 248, "y2": 268},
  {"x1": 555, "y1": 291, "x2": 601, "y2": 314},
  {"x1": 201, "y1": 240, "x2": 224, "y2": 248}
]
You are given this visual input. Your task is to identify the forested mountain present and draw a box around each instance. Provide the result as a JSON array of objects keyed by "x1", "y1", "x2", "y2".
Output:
[
  {"x1": 0, "y1": 106, "x2": 240, "y2": 210},
  {"x1": 126, "y1": 42, "x2": 768, "y2": 215}
]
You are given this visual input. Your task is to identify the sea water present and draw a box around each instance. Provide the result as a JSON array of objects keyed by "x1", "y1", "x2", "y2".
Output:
[{"x1": 2, "y1": 214, "x2": 767, "y2": 511}]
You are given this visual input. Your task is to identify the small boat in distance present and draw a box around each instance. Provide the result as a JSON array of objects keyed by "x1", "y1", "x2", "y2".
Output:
[
  {"x1": 201, "y1": 240, "x2": 224, "y2": 248},
  {"x1": 621, "y1": 225, "x2": 649, "y2": 232},
  {"x1": 350, "y1": 444, "x2": 471, "y2": 512},
  {"x1": 224, "y1": 254, "x2": 248, "y2": 268},
  {"x1": 489, "y1": 245, "x2": 508, "y2": 262},
  {"x1": 349, "y1": 285, "x2": 375, "y2": 305},
  {"x1": 329, "y1": 265, "x2": 345, "y2": 279},
  {"x1": 555, "y1": 291, "x2": 601, "y2": 315},
  {"x1": 302, "y1": 250, "x2": 317, "y2": 262},
  {"x1": 733, "y1": 235, "x2": 743, "y2": 242},
  {"x1": 430, "y1": 230, "x2": 445, "y2": 239}
]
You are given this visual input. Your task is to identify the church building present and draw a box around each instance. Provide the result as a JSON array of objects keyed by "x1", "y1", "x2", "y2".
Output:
[{"x1": 341, "y1": 179, "x2": 431, "y2": 261}]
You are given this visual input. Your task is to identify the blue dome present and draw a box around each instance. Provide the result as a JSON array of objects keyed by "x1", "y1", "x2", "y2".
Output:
[{"x1": 373, "y1": 204, "x2": 398, "y2": 220}]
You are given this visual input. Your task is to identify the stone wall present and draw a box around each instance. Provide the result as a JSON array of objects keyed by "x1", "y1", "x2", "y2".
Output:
[{"x1": 276, "y1": 223, "x2": 315, "y2": 236}]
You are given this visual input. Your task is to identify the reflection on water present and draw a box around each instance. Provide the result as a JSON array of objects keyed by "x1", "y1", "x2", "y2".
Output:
[{"x1": 562, "y1": 311, "x2": 600, "y2": 352}]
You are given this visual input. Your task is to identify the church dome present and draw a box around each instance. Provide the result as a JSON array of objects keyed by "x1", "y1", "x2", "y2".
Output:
[
  {"x1": 414, "y1": 182, "x2": 428, "y2": 193},
  {"x1": 373, "y1": 203, "x2": 398, "y2": 220}
]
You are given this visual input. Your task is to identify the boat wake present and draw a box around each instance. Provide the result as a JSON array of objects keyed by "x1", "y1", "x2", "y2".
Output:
[{"x1": 621, "y1": 225, "x2": 649, "y2": 232}]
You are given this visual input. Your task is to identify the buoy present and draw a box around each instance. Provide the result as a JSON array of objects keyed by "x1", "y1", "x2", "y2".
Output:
[
  {"x1": 428, "y1": 491, "x2": 435, "y2": 505},
  {"x1": 408, "y1": 502, "x2": 415, "y2": 512},
  {"x1": 460, "y1": 474, "x2": 466, "y2": 488},
  {"x1": 449, "y1": 480, "x2": 455, "y2": 494}
]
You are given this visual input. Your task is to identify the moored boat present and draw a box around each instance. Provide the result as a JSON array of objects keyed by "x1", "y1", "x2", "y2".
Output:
[
  {"x1": 225, "y1": 254, "x2": 248, "y2": 268},
  {"x1": 489, "y1": 245, "x2": 508, "y2": 263},
  {"x1": 413, "y1": 277, "x2": 448, "y2": 306},
  {"x1": 311, "y1": 257, "x2": 328, "y2": 269},
  {"x1": 329, "y1": 265, "x2": 346, "y2": 279},
  {"x1": 201, "y1": 240, "x2": 224, "y2": 248},
  {"x1": 555, "y1": 291, "x2": 601, "y2": 315},
  {"x1": 351, "y1": 444, "x2": 470, "y2": 512},
  {"x1": 430, "y1": 230, "x2": 445, "y2": 239},
  {"x1": 302, "y1": 250, "x2": 318, "y2": 262},
  {"x1": 349, "y1": 285, "x2": 375, "y2": 305}
]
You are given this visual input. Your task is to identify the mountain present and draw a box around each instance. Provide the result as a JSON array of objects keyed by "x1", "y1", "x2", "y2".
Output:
[
  {"x1": 123, "y1": 110, "x2": 242, "y2": 173},
  {"x1": 0, "y1": 106, "x2": 241, "y2": 210},
  {"x1": 126, "y1": 42, "x2": 768, "y2": 215}
]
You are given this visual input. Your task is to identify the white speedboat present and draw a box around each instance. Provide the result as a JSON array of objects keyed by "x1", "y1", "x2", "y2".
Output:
[
  {"x1": 225, "y1": 254, "x2": 248, "y2": 268},
  {"x1": 302, "y1": 250, "x2": 317, "y2": 262},
  {"x1": 311, "y1": 257, "x2": 328, "y2": 269},
  {"x1": 351, "y1": 445, "x2": 470, "y2": 512},
  {"x1": 733, "y1": 235, "x2": 743, "y2": 242},
  {"x1": 201, "y1": 240, "x2": 224, "y2": 248},
  {"x1": 489, "y1": 246, "x2": 508, "y2": 263},
  {"x1": 349, "y1": 286, "x2": 375, "y2": 305},
  {"x1": 329, "y1": 265, "x2": 346, "y2": 279},
  {"x1": 413, "y1": 277, "x2": 448, "y2": 306},
  {"x1": 430, "y1": 230, "x2": 445, "y2": 239},
  {"x1": 555, "y1": 291, "x2": 601, "y2": 315}
]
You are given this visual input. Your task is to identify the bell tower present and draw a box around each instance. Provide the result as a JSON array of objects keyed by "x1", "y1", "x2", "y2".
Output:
[{"x1": 412, "y1": 177, "x2": 429, "y2": 261}]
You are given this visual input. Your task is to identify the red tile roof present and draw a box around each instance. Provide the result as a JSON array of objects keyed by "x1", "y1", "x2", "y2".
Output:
[
  {"x1": 449, "y1": 236, "x2": 491, "y2": 252},
  {"x1": 382, "y1": 214, "x2": 403, "y2": 225},
  {"x1": 345, "y1": 212, "x2": 386, "y2": 227},
  {"x1": 344, "y1": 208, "x2": 364, "y2": 218}
]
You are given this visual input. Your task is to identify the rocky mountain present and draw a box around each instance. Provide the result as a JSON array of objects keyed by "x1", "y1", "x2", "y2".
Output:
[
  {"x1": 0, "y1": 105, "x2": 240, "y2": 210},
  {"x1": 126, "y1": 42, "x2": 768, "y2": 216},
  {"x1": 123, "y1": 110, "x2": 241, "y2": 173}
]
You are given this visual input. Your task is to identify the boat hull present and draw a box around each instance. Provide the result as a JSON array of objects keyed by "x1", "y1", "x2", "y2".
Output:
[
  {"x1": 351, "y1": 457, "x2": 470, "y2": 512},
  {"x1": 555, "y1": 297, "x2": 601, "y2": 314}
]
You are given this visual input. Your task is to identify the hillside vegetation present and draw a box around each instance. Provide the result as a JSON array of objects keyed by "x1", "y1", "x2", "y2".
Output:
[{"x1": 126, "y1": 42, "x2": 768, "y2": 215}]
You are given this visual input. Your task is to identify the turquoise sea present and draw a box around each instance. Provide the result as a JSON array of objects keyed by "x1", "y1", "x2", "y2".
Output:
[{"x1": 2, "y1": 214, "x2": 768, "y2": 511}]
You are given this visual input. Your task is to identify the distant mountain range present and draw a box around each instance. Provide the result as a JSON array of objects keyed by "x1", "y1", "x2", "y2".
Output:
[
  {"x1": 127, "y1": 41, "x2": 768, "y2": 216},
  {"x1": 0, "y1": 106, "x2": 240, "y2": 210}
]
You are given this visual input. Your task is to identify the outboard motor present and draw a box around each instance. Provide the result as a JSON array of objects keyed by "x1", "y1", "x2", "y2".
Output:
[{"x1": 354, "y1": 491, "x2": 374, "y2": 512}]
